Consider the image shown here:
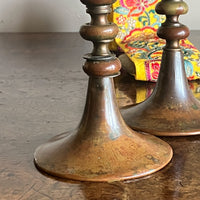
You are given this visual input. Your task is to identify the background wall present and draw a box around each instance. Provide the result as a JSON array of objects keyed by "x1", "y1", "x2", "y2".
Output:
[{"x1": 0, "y1": 0, "x2": 198, "y2": 32}]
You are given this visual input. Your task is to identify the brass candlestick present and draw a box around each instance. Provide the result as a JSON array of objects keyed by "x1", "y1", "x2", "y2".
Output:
[
  {"x1": 34, "y1": 0, "x2": 172, "y2": 182},
  {"x1": 122, "y1": 0, "x2": 200, "y2": 136}
]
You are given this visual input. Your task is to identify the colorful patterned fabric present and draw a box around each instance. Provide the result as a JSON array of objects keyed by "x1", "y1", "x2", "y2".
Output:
[{"x1": 112, "y1": 0, "x2": 200, "y2": 81}]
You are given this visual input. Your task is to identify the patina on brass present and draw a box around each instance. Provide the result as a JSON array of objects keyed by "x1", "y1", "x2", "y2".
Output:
[
  {"x1": 122, "y1": 0, "x2": 200, "y2": 136},
  {"x1": 34, "y1": 0, "x2": 172, "y2": 182}
]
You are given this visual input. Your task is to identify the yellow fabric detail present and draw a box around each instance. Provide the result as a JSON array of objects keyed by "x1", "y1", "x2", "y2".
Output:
[{"x1": 111, "y1": 0, "x2": 200, "y2": 81}]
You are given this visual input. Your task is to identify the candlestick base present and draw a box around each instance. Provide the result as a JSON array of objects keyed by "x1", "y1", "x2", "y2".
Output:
[
  {"x1": 122, "y1": 50, "x2": 200, "y2": 136},
  {"x1": 122, "y1": 95, "x2": 200, "y2": 136},
  {"x1": 34, "y1": 77, "x2": 172, "y2": 182}
]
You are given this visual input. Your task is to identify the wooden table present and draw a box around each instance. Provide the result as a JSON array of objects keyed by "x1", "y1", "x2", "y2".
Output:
[{"x1": 1, "y1": 32, "x2": 200, "y2": 200}]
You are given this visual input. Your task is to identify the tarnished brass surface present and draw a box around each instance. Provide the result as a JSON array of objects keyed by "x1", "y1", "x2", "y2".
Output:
[
  {"x1": 122, "y1": 0, "x2": 200, "y2": 136},
  {"x1": 34, "y1": 77, "x2": 172, "y2": 181},
  {"x1": 34, "y1": 0, "x2": 172, "y2": 181}
]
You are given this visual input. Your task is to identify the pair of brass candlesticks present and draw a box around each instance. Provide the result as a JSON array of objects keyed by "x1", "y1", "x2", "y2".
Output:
[{"x1": 34, "y1": 0, "x2": 200, "y2": 182}]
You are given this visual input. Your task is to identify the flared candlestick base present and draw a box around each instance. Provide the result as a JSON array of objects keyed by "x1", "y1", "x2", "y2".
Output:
[
  {"x1": 122, "y1": 49, "x2": 200, "y2": 136},
  {"x1": 34, "y1": 77, "x2": 172, "y2": 181}
]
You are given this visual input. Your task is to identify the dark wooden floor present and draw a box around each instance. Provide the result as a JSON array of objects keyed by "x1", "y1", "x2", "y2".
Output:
[{"x1": 1, "y1": 32, "x2": 200, "y2": 200}]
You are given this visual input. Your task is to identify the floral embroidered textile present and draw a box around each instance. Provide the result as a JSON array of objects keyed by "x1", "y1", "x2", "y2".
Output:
[{"x1": 112, "y1": 0, "x2": 200, "y2": 81}]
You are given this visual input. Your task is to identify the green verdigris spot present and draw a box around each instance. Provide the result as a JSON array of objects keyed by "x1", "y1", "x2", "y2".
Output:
[{"x1": 192, "y1": 104, "x2": 199, "y2": 110}]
